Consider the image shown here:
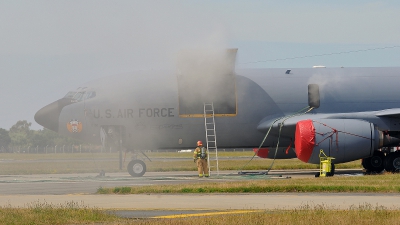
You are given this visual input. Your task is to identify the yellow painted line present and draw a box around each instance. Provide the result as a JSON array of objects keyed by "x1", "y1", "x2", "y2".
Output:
[{"x1": 152, "y1": 210, "x2": 261, "y2": 219}]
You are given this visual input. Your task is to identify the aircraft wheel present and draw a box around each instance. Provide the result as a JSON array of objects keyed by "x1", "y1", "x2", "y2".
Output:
[
  {"x1": 362, "y1": 151, "x2": 385, "y2": 173},
  {"x1": 327, "y1": 163, "x2": 335, "y2": 177},
  {"x1": 384, "y1": 152, "x2": 400, "y2": 173},
  {"x1": 127, "y1": 159, "x2": 146, "y2": 177}
]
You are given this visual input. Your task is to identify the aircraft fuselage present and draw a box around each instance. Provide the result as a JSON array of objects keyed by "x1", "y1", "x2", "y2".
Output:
[{"x1": 35, "y1": 67, "x2": 400, "y2": 169}]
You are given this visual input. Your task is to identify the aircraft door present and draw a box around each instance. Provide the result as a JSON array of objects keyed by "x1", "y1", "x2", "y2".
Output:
[{"x1": 176, "y1": 49, "x2": 237, "y2": 117}]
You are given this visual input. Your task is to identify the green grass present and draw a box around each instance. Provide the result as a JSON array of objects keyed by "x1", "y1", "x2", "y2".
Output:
[
  {"x1": 137, "y1": 205, "x2": 400, "y2": 225},
  {"x1": 2, "y1": 202, "x2": 400, "y2": 225},
  {"x1": 97, "y1": 173, "x2": 400, "y2": 194},
  {"x1": 0, "y1": 201, "x2": 121, "y2": 225}
]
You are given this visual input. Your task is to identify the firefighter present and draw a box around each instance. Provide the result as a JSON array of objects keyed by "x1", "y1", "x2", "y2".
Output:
[{"x1": 193, "y1": 140, "x2": 209, "y2": 178}]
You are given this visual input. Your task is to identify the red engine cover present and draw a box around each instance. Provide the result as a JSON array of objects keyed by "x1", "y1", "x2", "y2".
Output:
[
  {"x1": 253, "y1": 148, "x2": 269, "y2": 158},
  {"x1": 295, "y1": 119, "x2": 315, "y2": 163}
]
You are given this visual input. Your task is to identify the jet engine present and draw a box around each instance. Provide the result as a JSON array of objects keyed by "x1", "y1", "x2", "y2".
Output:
[{"x1": 295, "y1": 119, "x2": 399, "y2": 164}]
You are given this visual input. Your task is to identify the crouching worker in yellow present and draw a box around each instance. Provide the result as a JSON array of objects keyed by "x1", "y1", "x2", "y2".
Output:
[{"x1": 193, "y1": 141, "x2": 209, "y2": 178}]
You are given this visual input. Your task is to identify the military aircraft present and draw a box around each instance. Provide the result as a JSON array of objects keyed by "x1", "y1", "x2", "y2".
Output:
[{"x1": 35, "y1": 50, "x2": 400, "y2": 177}]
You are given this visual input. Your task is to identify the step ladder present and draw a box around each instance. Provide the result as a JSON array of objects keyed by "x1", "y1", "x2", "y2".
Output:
[{"x1": 204, "y1": 103, "x2": 219, "y2": 176}]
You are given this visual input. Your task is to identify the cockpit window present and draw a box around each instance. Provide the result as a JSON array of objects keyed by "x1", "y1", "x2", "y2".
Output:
[
  {"x1": 64, "y1": 91, "x2": 76, "y2": 99},
  {"x1": 84, "y1": 91, "x2": 96, "y2": 100},
  {"x1": 64, "y1": 91, "x2": 96, "y2": 102},
  {"x1": 73, "y1": 92, "x2": 84, "y2": 101}
]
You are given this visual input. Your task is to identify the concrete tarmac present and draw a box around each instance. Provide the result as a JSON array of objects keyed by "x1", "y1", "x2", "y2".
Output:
[
  {"x1": 2, "y1": 193, "x2": 400, "y2": 210},
  {"x1": 0, "y1": 169, "x2": 360, "y2": 195},
  {"x1": 1, "y1": 169, "x2": 398, "y2": 218}
]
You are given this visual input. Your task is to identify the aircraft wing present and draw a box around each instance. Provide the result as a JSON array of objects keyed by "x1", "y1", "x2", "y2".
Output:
[
  {"x1": 258, "y1": 108, "x2": 400, "y2": 138},
  {"x1": 375, "y1": 108, "x2": 400, "y2": 118}
]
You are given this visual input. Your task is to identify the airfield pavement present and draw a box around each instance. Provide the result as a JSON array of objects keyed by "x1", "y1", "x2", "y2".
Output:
[{"x1": 1, "y1": 170, "x2": 400, "y2": 218}]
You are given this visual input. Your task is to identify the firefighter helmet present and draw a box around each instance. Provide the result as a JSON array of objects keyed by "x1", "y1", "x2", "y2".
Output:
[{"x1": 197, "y1": 141, "x2": 203, "y2": 146}]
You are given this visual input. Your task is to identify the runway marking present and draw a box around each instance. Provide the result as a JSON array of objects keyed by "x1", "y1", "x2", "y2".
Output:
[{"x1": 152, "y1": 210, "x2": 261, "y2": 218}]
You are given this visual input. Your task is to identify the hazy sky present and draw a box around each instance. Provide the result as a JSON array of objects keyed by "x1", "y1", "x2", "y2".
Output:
[{"x1": 1, "y1": 1, "x2": 400, "y2": 130}]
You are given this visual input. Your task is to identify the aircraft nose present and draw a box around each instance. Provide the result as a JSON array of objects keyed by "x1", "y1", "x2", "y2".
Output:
[{"x1": 34, "y1": 99, "x2": 71, "y2": 132}]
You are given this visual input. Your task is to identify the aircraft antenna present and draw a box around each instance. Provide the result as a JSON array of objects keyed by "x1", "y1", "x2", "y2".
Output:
[{"x1": 239, "y1": 45, "x2": 400, "y2": 65}]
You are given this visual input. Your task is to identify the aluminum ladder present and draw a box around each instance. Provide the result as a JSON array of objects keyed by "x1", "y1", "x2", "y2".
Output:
[{"x1": 204, "y1": 103, "x2": 219, "y2": 175}]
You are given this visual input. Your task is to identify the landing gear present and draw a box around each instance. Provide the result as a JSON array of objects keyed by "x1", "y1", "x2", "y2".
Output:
[
  {"x1": 384, "y1": 151, "x2": 400, "y2": 173},
  {"x1": 362, "y1": 151, "x2": 385, "y2": 173},
  {"x1": 127, "y1": 159, "x2": 146, "y2": 177}
]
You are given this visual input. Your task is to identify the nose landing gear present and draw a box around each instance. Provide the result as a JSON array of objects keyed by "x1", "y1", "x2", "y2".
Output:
[{"x1": 126, "y1": 151, "x2": 151, "y2": 177}]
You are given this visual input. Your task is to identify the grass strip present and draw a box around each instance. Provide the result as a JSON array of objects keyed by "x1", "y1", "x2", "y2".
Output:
[
  {"x1": 0, "y1": 201, "x2": 122, "y2": 225},
  {"x1": 98, "y1": 173, "x2": 400, "y2": 194},
  {"x1": 138, "y1": 205, "x2": 400, "y2": 225},
  {"x1": 2, "y1": 202, "x2": 400, "y2": 225}
]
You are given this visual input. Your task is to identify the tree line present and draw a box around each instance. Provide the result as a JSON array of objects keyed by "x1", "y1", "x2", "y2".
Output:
[{"x1": 0, "y1": 120, "x2": 84, "y2": 153}]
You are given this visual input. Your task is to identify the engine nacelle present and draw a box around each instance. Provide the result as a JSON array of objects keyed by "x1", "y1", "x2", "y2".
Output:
[{"x1": 295, "y1": 119, "x2": 382, "y2": 164}]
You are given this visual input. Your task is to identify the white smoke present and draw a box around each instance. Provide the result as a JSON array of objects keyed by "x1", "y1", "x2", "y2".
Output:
[{"x1": 174, "y1": 43, "x2": 237, "y2": 115}]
